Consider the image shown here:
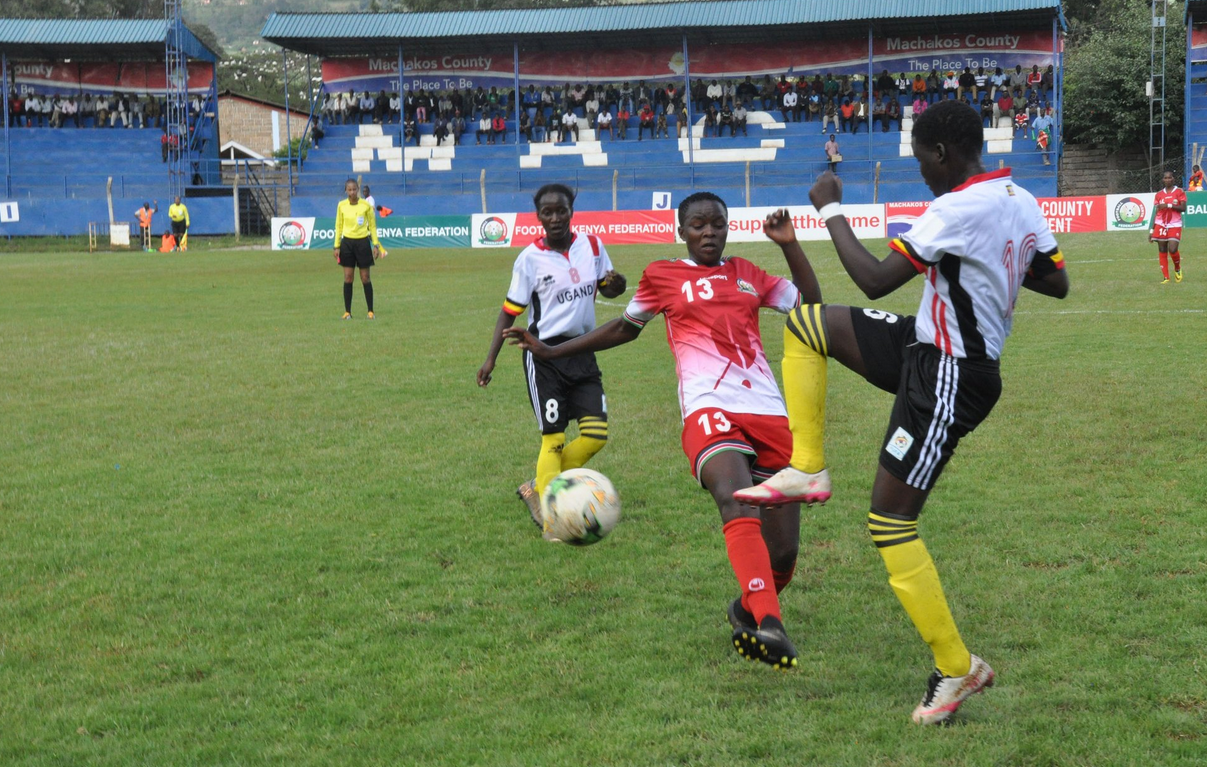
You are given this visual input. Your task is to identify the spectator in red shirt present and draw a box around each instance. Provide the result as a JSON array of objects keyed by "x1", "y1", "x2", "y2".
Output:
[
  {"x1": 638, "y1": 102, "x2": 655, "y2": 141},
  {"x1": 839, "y1": 99, "x2": 855, "y2": 133},
  {"x1": 995, "y1": 91, "x2": 1014, "y2": 126}
]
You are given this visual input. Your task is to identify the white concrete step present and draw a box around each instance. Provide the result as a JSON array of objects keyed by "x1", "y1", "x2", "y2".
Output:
[
  {"x1": 528, "y1": 141, "x2": 602, "y2": 156},
  {"x1": 359, "y1": 124, "x2": 383, "y2": 137},
  {"x1": 351, "y1": 147, "x2": 375, "y2": 161},
  {"x1": 577, "y1": 128, "x2": 596, "y2": 141},
  {"x1": 760, "y1": 138, "x2": 785, "y2": 148},
  {"x1": 985, "y1": 127, "x2": 1014, "y2": 141},
  {"x1": 677, "y1": 137, "x2": 702, "y2": 150},
  {"x1": 899, "y1": 145, "x2": 914, "y2": 157},
  {"x1": 520, "y1": 155, "x2": 542, "y2": 169},
  {"x1": 352, "y1": 159, "x2": 371, "y2": 172},
  {"x1": 582, "y1": 153, "x2": 608, "y2": 167},
  {"x1": 355, "y1": 136, "x2": 394, "y2": 149},
  {"x1": 682, "y1": 147, "x2": 777, "y2": 164},
  {"x1": 377, "y1": 147, "x2": 402, "y2": 161},
  {"x1": 986, "y1": 139, "x2": 1013, "y2": 154},
  {"x1": 385, "y1": 158, "x2": 414, "y2": 172},
  {"x1": 428, "y1": 157, "x2": 452, "y2": 171}
]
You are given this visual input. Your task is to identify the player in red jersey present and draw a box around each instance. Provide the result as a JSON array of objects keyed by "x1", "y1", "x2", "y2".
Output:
[
  {"x1": 1151, "y1": 170, "x2": 1186, "y2": 283},
  {"x1": 504, "y1": 192, "x2": 821, "y2": 670}
]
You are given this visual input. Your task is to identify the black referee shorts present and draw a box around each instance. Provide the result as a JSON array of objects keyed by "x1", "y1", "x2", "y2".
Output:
[
  {"x1": 170, "y1": 219, "x2": 187, "y2": 237},
  {"x1": 338, "y1": 237, "x2": 374, "y2": 268},
  {"x1": 522, "y1": 337, "x2": 606, "y2": 435},
  {"x1": 848, "y1": 307, "x2": 1002, "y2": 491}
]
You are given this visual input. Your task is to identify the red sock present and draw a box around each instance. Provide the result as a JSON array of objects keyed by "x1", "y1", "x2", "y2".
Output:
[
  {"x1": 1172, "y1": 252, "x2": 1182, "y2": 272},
  {"x1": 1159, "y1": 252, "x2": 1170, "y2": 279},
  {"x1": 723, "y1": 517, "x2": 780, "y2": 624},
  {"x1": 772, "y1": 566, "x2": 796, "y2": 594}
]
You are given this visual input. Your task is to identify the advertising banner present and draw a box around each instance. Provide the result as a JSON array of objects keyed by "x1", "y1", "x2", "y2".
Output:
[
  {"x1": 322, "y1": 30, "x2": 1053, "y2": 93},
  {"x1": 1192, "y1": 26, "x2": 1207, "y2": 63},
  {"x1": 1183, "y1": 191, "x2": 1207, "y2": 228},
  {"x1": 1036, "y1": 196, "x2": 1105, "y2": 234},
  {"x1": 1106, "y1": 193, "x2": 1155, "y2": 232},
  {"x1": 272, "y1": 215, "x2": 472, "y2": 250},
  {"x1": 12, "y1": 61, "x2": 214, "y2": 97},
  {"x1": 719, "y1": 205, "x2": 886, "y2": 243},
  {"x1": 471, "y1": 210, "x2": 675, "y2": 248},
  {"x1": 885, "y1": 202, "x2": 931, "y2": 239}
]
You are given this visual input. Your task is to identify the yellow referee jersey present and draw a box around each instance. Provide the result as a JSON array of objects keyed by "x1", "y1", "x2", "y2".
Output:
[
  {"x1": 168, "y1": 203, "x2": 189, "y2": 226},
  {"x1": 334, "y1": 198, "x2": 380, "y2": 247}
]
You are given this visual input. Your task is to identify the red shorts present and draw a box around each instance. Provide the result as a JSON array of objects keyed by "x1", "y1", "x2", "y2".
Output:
[
  {"x1": 681, "y1": 408, "x2": 792, "y2": 486},
  {"x1": 1152, "y1": 224, "x2": 1182, "y2": 242}
]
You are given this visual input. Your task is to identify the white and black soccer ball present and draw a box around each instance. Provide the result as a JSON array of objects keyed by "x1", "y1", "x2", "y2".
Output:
[{"x1": 541, "y1": 468, "x2": 621, "y2": 546}]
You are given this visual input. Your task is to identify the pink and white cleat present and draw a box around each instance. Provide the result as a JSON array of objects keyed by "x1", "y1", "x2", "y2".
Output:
[
  {"x1": 911, "y1": 654, "x2": 996, "y2": 725},
  {"x1": 733, "y1": 467, "x2": 832, "y2": 506}
]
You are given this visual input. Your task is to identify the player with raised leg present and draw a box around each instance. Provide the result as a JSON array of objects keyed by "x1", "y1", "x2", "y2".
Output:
[
  {"x1": 478, "y1": 184, "x2": 627, "y2": 535},
  {"x1": 735, "y1": 100, "x2": 1070, "y2": 722},
  {"x1": 505, "y1": 193, "x2": 822, "y2": 670},
  {"x1": 1151, "y1": 170, "x2": 1186, "y2": 284}
]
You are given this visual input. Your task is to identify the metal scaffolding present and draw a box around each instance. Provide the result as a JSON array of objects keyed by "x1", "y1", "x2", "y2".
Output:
[{"x1": 165, "y1": 0, "x2": 190, "y2": 198}]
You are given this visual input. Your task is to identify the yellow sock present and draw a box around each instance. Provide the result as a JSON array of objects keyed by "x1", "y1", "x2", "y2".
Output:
[
  {"x1": 868, "y1": 512, "x2": 971, "y2": 677},
  {"x1": 783, "y1": 304, "x2": 828, "y2": 473},
  {"x1": 562, "y1": 417, "x2": 607, "y2": 470},
  {"x1": 535, "y1": 433, "x2": 566, "y2": 496}
]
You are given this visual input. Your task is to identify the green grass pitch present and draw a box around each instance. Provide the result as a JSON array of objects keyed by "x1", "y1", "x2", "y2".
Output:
[{"x1": 0, "y1": 231, "x2": 1203, "y2": 765}]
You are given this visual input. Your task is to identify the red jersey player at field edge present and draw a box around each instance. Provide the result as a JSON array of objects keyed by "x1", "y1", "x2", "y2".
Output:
[
  {"x1": 504, "y1": 193, "x2": 823, "y2": 671},
  {"x1": 1150, "y1": 170, "x2": 1186, "y2": 283}
]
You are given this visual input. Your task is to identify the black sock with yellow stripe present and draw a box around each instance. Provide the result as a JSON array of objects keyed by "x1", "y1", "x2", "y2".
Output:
[
  {"x1": 868, "y1": 510, "x2": 971, "y2": 677},
  {"x1": 562, "y1": 416, "x2": 608, "y2": 470}
]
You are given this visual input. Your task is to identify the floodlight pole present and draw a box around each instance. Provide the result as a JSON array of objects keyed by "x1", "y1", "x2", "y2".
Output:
[
  {"x1": 397, "y1": 44, "x2": 404, "y2": 156},
  {"x1": 683, "y1": 33, "x2": 694, "y2": 189},
  {"x1": 513, "y1": 42, "x2": 521, "y2": 147},
  {"x1": 283, "y1": 48, "x2": 293, "y2": 193},
  {"x1": 1186, "y1": 11, "x2": 1193, "y2": 179},
  {"x1": 1052, "y1": 15, "x2": 1061, "y2": 174},
  {"x1": 867, "y1": 25, "x2": 873, "y2": 176}
]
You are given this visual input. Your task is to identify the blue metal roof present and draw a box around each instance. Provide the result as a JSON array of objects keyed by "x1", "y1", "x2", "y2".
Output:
[
  {"x1": 0, "y1": 19, "x2": 219, "y2": 62},
  {"x1": 263, "y1": 0, "x2": 1061, "y2": 56}
]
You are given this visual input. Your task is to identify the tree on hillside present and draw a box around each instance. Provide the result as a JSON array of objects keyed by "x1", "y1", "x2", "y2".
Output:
[
  {"x1": 3, "y1": 0, "x2": 161, "y2": 18},
  {"x1": 1062, "y1": 0, "x2": 1184, "y2": 153}
]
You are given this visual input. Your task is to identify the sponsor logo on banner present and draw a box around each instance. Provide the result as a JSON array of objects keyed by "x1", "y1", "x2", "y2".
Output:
[
  {"x1": 1182, "y1": 191, "x2": 1207, "y2": 228},
  {"x1": 472, "y1": 214, "x2": 516, "y2": 247},
  {"x1": 885, "y1": 202, "x2": 930, "y2": 238},
  {"x1": 272, "y1": 217, "x2": 315, "y2": 250},
  {"x1": 0, "y1": 201, "x2": 19, "y2": 223},
  {"x1": 716, "y1": 205, "x2": 885, "y2": 243},
  {"x1": 1107, "y1": 193, "x2": 1154, "y2": 231}
]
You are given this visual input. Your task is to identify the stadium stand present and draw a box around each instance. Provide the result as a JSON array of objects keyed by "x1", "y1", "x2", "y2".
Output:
[
  {"x1": 1184, "y1": 3, "x2": 1207, "y2": 180},
  {"x1": 265, "y1": 1, "x2": 1063, "y2": 217}
]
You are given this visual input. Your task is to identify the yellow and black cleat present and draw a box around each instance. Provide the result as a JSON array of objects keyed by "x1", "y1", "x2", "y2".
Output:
[{"x1": 732, "y1": 616, "x2": 798, "y2": 670}]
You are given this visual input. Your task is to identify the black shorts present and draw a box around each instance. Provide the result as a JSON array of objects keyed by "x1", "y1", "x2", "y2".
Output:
[
  {"x1": 523, "y1": 338, "x2": 606, "y2": 434},
  {"x1": 848, "y1": 307, "x2": 1002, "y2": 491},
  {"x1": 170, "y1": 219, "x2": 187, "y2": 237},
  {"x1": 339, "y1": 237, "x2": 374, "y2": 268}
]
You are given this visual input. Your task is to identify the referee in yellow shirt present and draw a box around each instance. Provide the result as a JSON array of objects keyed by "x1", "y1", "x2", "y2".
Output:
[
  {"x1": 168, "y1": 196, "x2": 189, "y2": 251},
  {"x1": 334, "y1": 178, "x2": 383, "y2": 319}
]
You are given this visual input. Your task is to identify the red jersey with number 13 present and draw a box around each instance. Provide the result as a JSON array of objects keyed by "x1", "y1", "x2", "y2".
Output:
[
  {"x1": 622, "y1": 257, "x2": 801, "y2": 420},
  {"x1": 1154, "y1": 186, "x2": 1186, "y2": 229}
]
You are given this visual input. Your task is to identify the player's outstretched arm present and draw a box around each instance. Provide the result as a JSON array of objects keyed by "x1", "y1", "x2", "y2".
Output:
[
  {"x1": 478, "y1": 309, "x2": 518, "y2": 387},
  {"x1": 1022, "y1": 268, "x2": 1069, "y2": 299},
  {"x1": 599, "y1": 270, "x2": 628, "y2": 298},
  {"x1": 763, "y1": 208, "x2": 822, "y2": 304},
  {"x1": 504, "y1": 318, "x2": 640, "y2": 360},
  {"x1": 810, "y1": 172, "x2": 917, "y2": 300}
]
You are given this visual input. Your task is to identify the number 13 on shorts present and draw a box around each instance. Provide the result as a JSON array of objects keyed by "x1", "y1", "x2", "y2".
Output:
[{"x1": 696, "y1": 411, "x2": 732, "y2": 436}]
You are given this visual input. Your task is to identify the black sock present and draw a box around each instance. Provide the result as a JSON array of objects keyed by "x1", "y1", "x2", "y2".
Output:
[
  {"x1": 343, "y1": 282, "x2": 353, "y2": 312},
  {"x1": 363, "y1": 282, "x2": 374, "y2": 313}
]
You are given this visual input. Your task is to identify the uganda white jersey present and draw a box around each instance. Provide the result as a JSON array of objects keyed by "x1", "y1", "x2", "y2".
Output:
[
  {"x1": 889, "y1": 168, "x2": 1063, "y2": 360},
  {"x1": 502, "y1": 233, "x2": 614, "y2": 339}
]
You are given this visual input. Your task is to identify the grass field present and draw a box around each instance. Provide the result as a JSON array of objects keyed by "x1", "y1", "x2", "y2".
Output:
[{"x1": 0, "y1": 231, "x2": 1204, "y2": 766}]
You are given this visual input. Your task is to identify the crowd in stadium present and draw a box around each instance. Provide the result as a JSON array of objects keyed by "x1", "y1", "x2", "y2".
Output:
[
  {"x1": 5, "y1": 91, "x2": 213, "y2": 129},
  {"x1": 318, "y1": 63, "x2": 1057, "y2": 145}
]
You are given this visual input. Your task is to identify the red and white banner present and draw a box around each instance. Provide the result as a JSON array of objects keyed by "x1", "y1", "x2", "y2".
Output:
[
  {"x1": 471, "y1": 210, "x2": 675, "y2": 248},
  {"x1": 323, "y1": 30, "x2": 1053, "y2": 94},
  {"x1": 1192, "y1": 26, "x2": 1207, "y2": 62},
  {"x1": 716, "y1": 205, "x2": 885, "y2": 243},
  {"x1": 11, "y1": 61, "x2": 213, "y2": 97}
]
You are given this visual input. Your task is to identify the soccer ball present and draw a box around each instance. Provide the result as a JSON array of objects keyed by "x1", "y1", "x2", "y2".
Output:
[{"x1": 541, "y1": 468, "x2": 621, "y2": 546}]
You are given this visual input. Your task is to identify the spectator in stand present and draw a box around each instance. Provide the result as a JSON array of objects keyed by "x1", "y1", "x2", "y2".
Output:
[
  {"x1": 635, "y1": 80, "x2": 652, "y2": 109},
  {"x1": 25, "y1": 93, "x2": 41, "y2": 127},
  {"x1": 161, "y1": 126, "x2": 170, "y2": 161},
  {"x1": 450, "y1": 109, "x2": 466, "y2": 144},
  {"x1": 585, "y1": 91, "x2": 599, "y2": 127},
  {"x1": 853, "y1": 96, "x2": 868, "y2": 134},
  {"x1": 942, "y1": 71, "x2": 958, "y2": 101},
  {"x1": 810, "y1": 74, "x2": 824, "y2": 98},
  {"x1": 550, "y1": 105, "x2": 565, "y2": 141},
  {"x1": 375, "y1": 90, "x2": 389, "y2": 123},
  {"x1": 993, "y1": 89, "x2": 1013, "y2": 125},
  {"x1": 1012, "y1": 88, "x2": 1028, "y2": 128},
  {"x1": 638, "y1": 101, "x2": 655, "y2": 140},
  {"x1": 1189, "y1": 164, "x2": 1204, "y2": 192},
  {"x1": 569, "y1": 83, "x2": 586, "y2": 113},
  {"x1": 706, "y1": 79, "x2": 722, "y2": 109},
  {"x1": 1032, "y1": 110, "x2": 1054, "y2": 165},
  {"x1": 978, "y1": 93, "x2": 994, "y2": 127},
  {"x1": 872, "y1": 96, "x2": 886, "y2": 132},
  {"x1": 912, "y1": 93, "x2": 928, "y2": 118},
  {"x1": 760, "y1": 75, "x2": 777, "y2": 110},
  {"x1": 794, "y1": 80, "x2": 809, "y2": 120},
  {"x1": 487, "y1": 86, "x2": 502, "y2": 114},
  {"x1": 839, "y1": 98, "x2": 854, "y2": 133},
  {"x1": 733, "y1": 102, "x2": 748, "y2": 136},
  {"x1": 597, "y1": 107, "x2": 613, "y2": 140},
  {"x1": 40, "y1": 93, "x2": 55, "y2": 127},
  {"x1": 1041, "y1": 65, "x2": 1054, "y2": 96},
  {"x1": 432, "y1": 112, "x2": 449, "y2": 145},
  {"x1": 838, "y1": 73, "x2": 851, "y2": 102},
  {"x1": 616, "y1": 104, "x2": 629, "y2": 140},
  {"x1": 876, "y1": 70, "x2": 896, "y2": 100},
  {"x1": 1026, "y1": 89, "x2": 1041, "y2": 121},
  {"x1": 1007, "y1": 64, "x2": 1024, "y2": 93},
  {"x1": 322, "y1": 91, "x2": 337, "y2": 124},
  {"x1": 49, "y1": 94, "x2": 64, "y2": 128},
  {"x1": 666, "y1": 82, "x2": 682, "y2": 113},
  {"x1": 807, "y1": 89, "x2": 821, "y2": 123},
  {"x1": 515, "y1": 109, "x2": 530, "y2": 143},
  {"x1": 1027, "y1": 65, "x2": 1043, "y2": 91},
  {"x1": 701, "y1": 103, "x2": 716, "y2": 137},
  {"x1": 974, "y1": 67, "x2": 988, "y2": 98},
  {"x1": 824, "y1": 132, "x2": 840, "y2": 171},
  {"x1": 735, "y1": 76, "x2": 756, "y2": 107},
  {"x1": 494, "y1": 112, "x2": 509, "y2": 143},
  {"x1": 885, "y1": 95, "x2": 901, "y2": 131},
  {"x1": 449, "y1": 88, "x2": 465, "y2": 117},
  {"x1": 1013, "y1": 109, "x2": 1030, "y2": 137},
  {"x1": 603, "y1": 82, "x2": 619, "y2": 113},
  {"x1": 475, "y1": 113, "x2": 490, "y2": 144},
  {"x1": 823, "y1": 72, "x2": 839, "y2": 101},
  {"x1": 471, "y1": 87, "x2": 487, "y2": 119},
  {"x1": 523, "y1": 84, "x2": 540, "y2": 117},
  {"x1": 63, "y1": 94, "x2": 79, "y2": 127},
  {"x1": 359, "y1": 91, "x2": 375, "y2": 125},
  {"x1": 897, "y1": 72, "x2": 911, "y2": 98},
  {"x1": 8, "y1": 91, "x2": 22, "y2": 127},
  {"x1": 347, "y1": 89, "x2": 361, "y2": 124},
  {"x1": 777, "y1": 75, "x2": 793, "y2": 109},
  {"x1": 781, "y1": 86, "x2": 799, "y2": 123},
  {"x1": 926, "y1": 71, "x2": 940, "y2": 103},
  {"x1": 128, "y1": 93, "x2": 143, "y2": 128},
  {"x1": 722, "y1": 79, "x2": 737, "y2": 109},
  {"x1": 990, "y1": 67, "x2": 1006, "y2": 99},
  {"x1": 533, "y1": 109, "x2": 547, "y2": 143},
  {"x1": 957, "y1": 67, "x2": 976, "y2": 101},
  {"x1": 560, "y1": 108, "x2": 578, "y2": 142},
  {"x1": 718, "y1": 101, "x2": 734, "y2": 136},
  {"x1": 655, "y1": 109, "x2": 668, "y2": 139},
  {"x1": 388, "y1": 92, "x2": 401, "y2": 124},
  {"x1": 619, "y1": 81, "x2": 635, "y2": 114},
  {"x1": 821, "y1": 96, "x2": 839, "y2": 134},
  {"x1": 405, "y1": 114, "x2": 418, "y2": 145}
]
